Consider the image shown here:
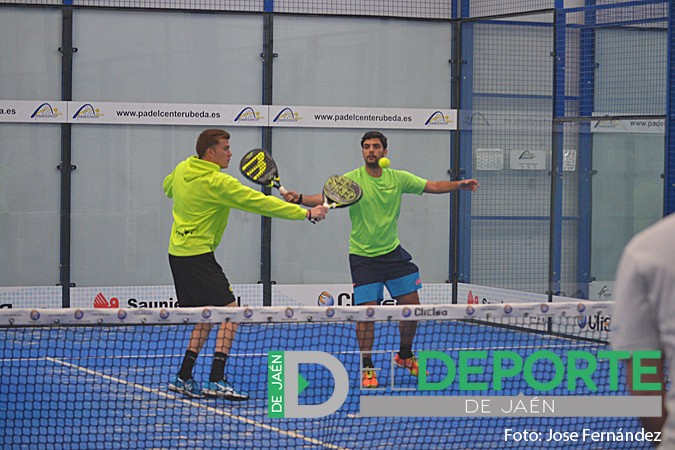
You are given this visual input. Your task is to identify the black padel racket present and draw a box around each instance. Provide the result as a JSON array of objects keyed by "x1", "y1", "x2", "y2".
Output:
[{"x1": 239, "y1": 148, "x2": 287, "y2": 195}]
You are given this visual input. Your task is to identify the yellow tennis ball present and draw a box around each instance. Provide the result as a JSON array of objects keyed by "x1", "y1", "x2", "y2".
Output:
[{"x1": 378, "y1": 157, "x2": 391, "y2": 169}]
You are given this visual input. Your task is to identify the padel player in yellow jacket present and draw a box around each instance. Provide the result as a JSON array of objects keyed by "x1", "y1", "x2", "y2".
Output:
[{"x1": 164, "y1": 128, "x2": 328, "y2": 400}]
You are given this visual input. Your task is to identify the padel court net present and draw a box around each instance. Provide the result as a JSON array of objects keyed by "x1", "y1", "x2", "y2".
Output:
[{"x1": 0, "y1": 302, "x2": 655, "y2": 449}]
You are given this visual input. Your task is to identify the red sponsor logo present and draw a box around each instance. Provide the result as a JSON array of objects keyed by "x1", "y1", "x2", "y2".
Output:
[{"x1": 94, "y1": 292, "x2": 120, "y2": 308}]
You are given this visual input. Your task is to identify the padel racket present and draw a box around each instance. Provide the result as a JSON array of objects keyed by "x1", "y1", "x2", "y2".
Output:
[
  {"x1": 322, "y1": 175, "x2": 362, "y2": 209},
  {"x1": 239, "y1": 148, "x2": 287, "y2": 195},
  {"x1": 307, "y1": 175, "x2": 362, "y2": 224}
]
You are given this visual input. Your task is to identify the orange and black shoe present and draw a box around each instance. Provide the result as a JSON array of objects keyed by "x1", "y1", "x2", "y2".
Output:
[
  {"x1": 362, "y1": 369, "x2": 379, "y2": 389},
  {"x1": 394, "y1": 353, "x2": 427, "y2": 377}
]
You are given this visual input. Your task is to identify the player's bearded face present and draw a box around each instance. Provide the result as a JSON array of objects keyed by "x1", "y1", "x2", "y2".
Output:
[{"x1": 361, "y1": 138, "x2": 387, "y2": 168}]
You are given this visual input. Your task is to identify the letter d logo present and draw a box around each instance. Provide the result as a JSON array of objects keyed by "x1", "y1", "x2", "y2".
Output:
[{"x1": 267, "y1": 351, "x2": 349, "y2": 418}]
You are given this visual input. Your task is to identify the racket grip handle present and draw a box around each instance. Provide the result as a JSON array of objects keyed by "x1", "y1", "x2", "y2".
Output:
[
  {"x1": 279, "y1": 186, "x2": 288, "y2": 195},
  {"x1": 323, "y1": 202, "x2": 337, "y2": 209}
]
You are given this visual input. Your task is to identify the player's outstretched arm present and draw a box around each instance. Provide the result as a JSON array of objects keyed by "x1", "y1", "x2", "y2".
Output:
[
  {"x1": 282, "y1": 190, "x2": 324, "y2": 207},
  {"x1": 424, "y1": 179, "x2": 480, "y2": 194}
]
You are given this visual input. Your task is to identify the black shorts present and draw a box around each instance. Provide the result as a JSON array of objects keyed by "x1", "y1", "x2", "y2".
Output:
[
  {"x1": 349, "y1": 245, "x2": 422, "y2": 305},
  {"x1": 169, "y1": 252, "x2": 236, "y2": 307}
]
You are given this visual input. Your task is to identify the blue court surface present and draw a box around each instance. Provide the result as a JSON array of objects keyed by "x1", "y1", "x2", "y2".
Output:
[{"x1": 0, "y1": 320, "x2": 652, "y2": 449}]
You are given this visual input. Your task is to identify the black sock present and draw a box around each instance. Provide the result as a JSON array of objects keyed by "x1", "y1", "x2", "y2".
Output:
[
  {"x1": 178, "y1": 350, "x2": 198, "y2": 381},
  {"x1": 209, "y1": 352, "x2": 228, "y2": 382},
  {"x1": 398, "y1": 345, "x2": 413, "y2": 360},
  {"x1": 362, "y1": 356, "x2": 374, "y2": 369}
]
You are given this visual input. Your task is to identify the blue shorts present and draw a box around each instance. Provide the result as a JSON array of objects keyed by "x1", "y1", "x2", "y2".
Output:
[{"x1": 349, "y1": 245, "x2": 422, "y2": 305}]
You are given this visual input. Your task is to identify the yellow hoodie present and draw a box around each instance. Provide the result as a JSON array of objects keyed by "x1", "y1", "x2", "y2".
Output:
[{"x1": 164, "y1": 156, "x2": 306, "y2": 256}]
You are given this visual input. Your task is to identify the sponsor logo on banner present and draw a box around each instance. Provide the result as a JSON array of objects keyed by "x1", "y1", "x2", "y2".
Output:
[
  {"x1": 461, "y1": 284, "x2": 593, "y2": 307},
  {"x1": 31, "y1": 103, "x2": 63, "y2": 119},
  {"x1": 589, "y1": 281, "x2": 614, "y2": 300},
  {"x1": 463, "y1": 111, "x2": 491, "y2": 128},
  {"x1": 317, "y1": 291, "x2": 335, "y2": 306},
  {"x1": 510, "y1": 149, "x2": 546, "y2": 170},
  {"x1": 0, "y1": 101, "x2": 68, "y2": 123},
  {"x1": 127, "y1": 297, "x2": 180, "y2": 308},
  {"x1": 93, "y1": 293, "x2": 119, "y2": 308},
  {"x1": 72, "y1": 103, "x2": 104, "y2": 120},
  {"x1": 577, "y1": 311, "x2": 611, "y2": 332},
  {"x1": 460, "y1": 110, "x2": 552, "y2": 131},
  {"x1": 466, "y1": 289, "x2": 505, "y2": 305},
  {"x1": 234, "y1": 106, "x2": 264, "y2": 123},
  {"x1": 70, "y1": 286, "x2": 254, "y2": 309},
  {"x1": 274, "y1": 285, "x2": 354, "y2": 306},
  {"x1": 92, "y1": 292, "x2": 180, "y2": 309},
  {"x1": 273, "y1": 107, "x2": 302, "y2": 124},
  {"x1": 91, "y1": 293, "x2": 248, "y2": 308},
  {"x1": 424, "y1": 110, "x2": 451, "y2": 126},
  {"x1": 1, "y1": 100, "x2": 459, "y2": 130}
]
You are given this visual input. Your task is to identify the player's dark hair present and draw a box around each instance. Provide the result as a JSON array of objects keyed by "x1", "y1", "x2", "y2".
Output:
[
  {"x1": 196, "y1": 129, "x2": 231, "y2": 158},
  {"x1": 361, "y1": 130, "x2": 387, "y2": 149}
]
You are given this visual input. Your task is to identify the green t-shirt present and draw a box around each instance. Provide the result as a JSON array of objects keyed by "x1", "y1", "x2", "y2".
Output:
[{"x1": 344, "y1": 166, "x2": 426, "y2": 257}]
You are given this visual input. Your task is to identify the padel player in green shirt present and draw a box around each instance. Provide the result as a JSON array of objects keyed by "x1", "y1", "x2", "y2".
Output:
[{"x1": 284, "y1": 130, "x2": 479, "y2": 388}]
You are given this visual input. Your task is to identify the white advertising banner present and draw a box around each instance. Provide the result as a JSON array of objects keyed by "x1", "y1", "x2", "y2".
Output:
[
  {"x1": 0, "y1": 100, "x2": 457, "y2": 130},
  {"x1": 67, "y1": 101, "x2": 267, "y2": 126},
  {"x1": 272, "y1": 284, "x2": 357, "y2": 307},
  {"x1": 0, "y1": 100, "x2": 68, "y2": 123},
  {"x1": 0, "y1": 286, "x2": 63, "y2": 309},
  {"x1": 69, "y1": 284, "x2": 266, "y2": 309},
  {"x1": 269, "y1": 105, "x2": 457, "y2": 130}
]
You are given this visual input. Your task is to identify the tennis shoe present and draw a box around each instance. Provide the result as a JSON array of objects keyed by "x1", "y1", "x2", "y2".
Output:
[
  {"x1": 169, "y1": 376, "x2": 204, "y2": 398},
  {"x1": 362, "y1": 369, "x2": 379, "y2": 389},
  {"x1": 203, "y1": 379, "x2": 249, "y2": 401},
  {"x1": 394, "y1": 354, "x2": 427, "y2": 377}
]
